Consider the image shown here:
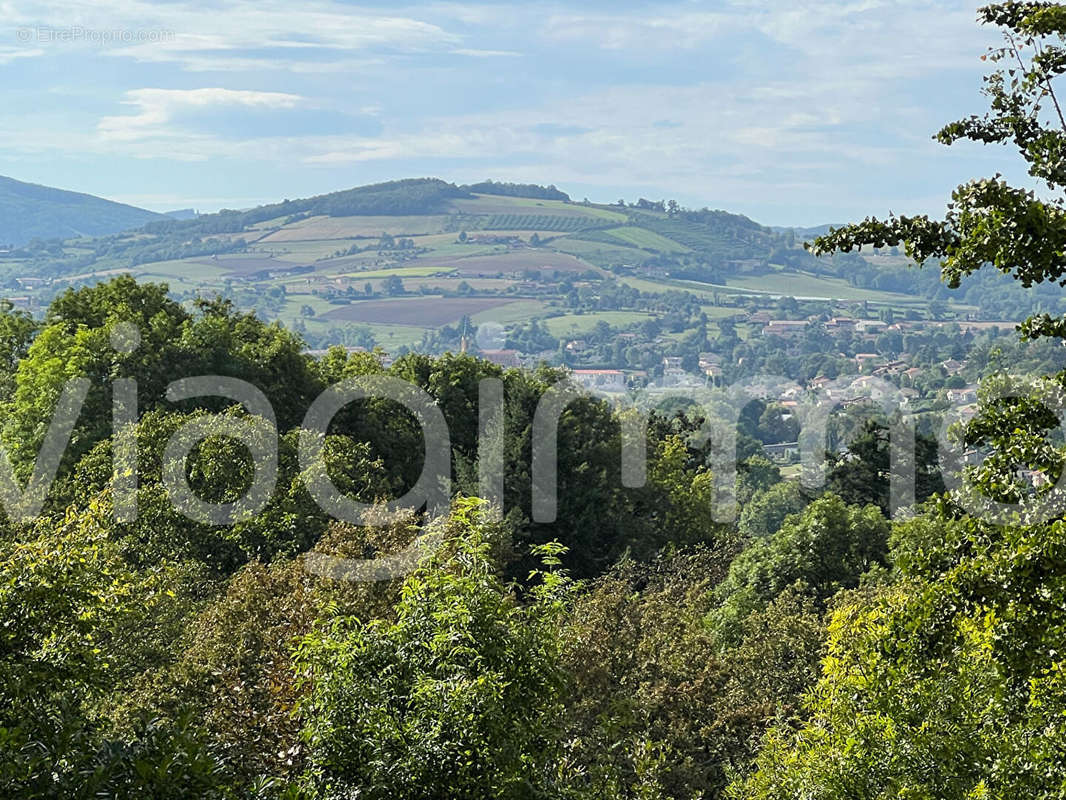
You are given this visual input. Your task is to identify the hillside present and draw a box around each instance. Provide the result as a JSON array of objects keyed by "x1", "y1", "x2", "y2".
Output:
[
  {"x1": 0, "y1": 177, "x2": 1056, "y2": 357},
  {"x1": 0, "y1": 175, "x2": 162, "y2": 247}
]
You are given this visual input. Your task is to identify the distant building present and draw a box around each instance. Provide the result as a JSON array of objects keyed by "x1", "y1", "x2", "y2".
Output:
[
  {"x1": 855, "y1": 353, "x2": 882, "y2": 370},
  {"x1": 661, "y1": 361, "x2": 695, "y2": 388},
  {"x1": 479, "y1": 348, "x2": 521, "y2": 368},
  {"x1": 873, "y1": 360, "x2": 908, "y2": 377},
  {"x1": 763, "y1": 441, "x2": 800, "y2": 463},
  {"x1": 849, "y1": 375, "x2": 893, "y2": 400},
  {"x1": 764, "y1": 320, "x2": 808, "y2": 338},
  {"x1": 571, "y1": 369, "x2": 626, "y2": 393},
  {"x1": 856, "y1": 319, "x2": 888, "y2": 336},
  {"x1": 947, "y1": 386, "x2": 978, "y2": 405},
  {"x1": 826, "y1": 317, "x2": 859, "y2": 332},
  {"x1": 698, "y1": 352, "x2": 723, "y2": 380}
]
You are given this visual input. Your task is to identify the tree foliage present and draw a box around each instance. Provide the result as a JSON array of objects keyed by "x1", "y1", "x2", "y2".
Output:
[{"x1": 736, "y1": 5, "x2": 1066, "y2": 797}]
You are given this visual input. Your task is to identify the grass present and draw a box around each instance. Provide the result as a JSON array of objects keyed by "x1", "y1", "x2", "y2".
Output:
[
  {"x1": 410, "y1": 242, "x2": 505, "y2": 259},
  {"x1": 543, "y1": 311, "x2": 654, "y2": 336},
  {"x1": 414, "y1": 250, "x2": 599, "y2": 275},
  {"x1": 470, "y1": 299, "x2": 546, "y2": 325},
  {"x1": 130, "y1": 258, "x2": 231, "y2": 282},
  {"x1": 617, "y1": 275, "x2": 719, "y2": 300},
  {"x1": 279, "y1": 295, "x2": 337, "y2": 324},
  {"x1": 249, "y1": 239, "x2": 355, "y2": 262},
  {"x1": 409, "y1": 278, "x2": 516, "y2": 292},
  {"x1": 363, "y1": 324, "x2": 429, "y2": 349},
  {"x1": 335, "y1": 266, "x2": 460, "y2": 279},
  {"x1": 128, "y1": 260, "x2": 237, "y2": 292},
  {"x1": 621, "y1": 271, "x2": 928, "y2": 306},
  {"x1": 551, "y1": 237, "x2": 652, "y2": 267},
  {"x1": 260, "y1": 214, "x2": 450, "y2": 242},
  {"x1": 320, "y1": 296, "x2": 522, "y2": 326},
  {"x1": 699, "y1": 304, "x2": 745, "y2": 319},
  {"x1": 602, "y1": 226, "x2": 690, "y2": 253},
  {"x1": 450, "y1": 195, "x2": 627, "y2": 222},
  {"x1": 719, "y1": 272, "x2": 916, "y2": 302}
]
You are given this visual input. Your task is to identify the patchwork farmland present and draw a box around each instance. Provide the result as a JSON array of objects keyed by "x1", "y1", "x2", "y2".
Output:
[
  {"x1": 2, "y1": 178, "x2": 1015, "y2": 367},
  {"x1": 321, "y1": 297, "x2": 526, "y2": 327}
]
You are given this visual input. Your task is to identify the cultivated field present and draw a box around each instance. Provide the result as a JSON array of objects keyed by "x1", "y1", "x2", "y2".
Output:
[
  {"x1": 260, "y1": 214, "x2": 450, "y2": 241},
  {"x1": 194, "y1": 255, "x2": 300, "y2": 276},
  {"x1": 551, "y1": 237, "x2": 651, "y2": 267},
  {"x1": 449, "y1": 196, "x2": 627, "y2": 222},
  {"x1": 414, "y1": 250, "x2": 599, "y2": 276},
  {"x1": 601, "y1": 226, "x2": 690, "y2": 253},
  {"x1": 320, "y1": 296, "x2": 525, "y2": 326},
  {"x1": 543, "y1": 311, "x2": 656, "y2": 336}
]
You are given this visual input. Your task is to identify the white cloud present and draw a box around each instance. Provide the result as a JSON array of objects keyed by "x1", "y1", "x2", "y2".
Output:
[
  {"x1": 2, "y1": 0, "x2": 462, "y2": 71},
  {"x1": 97, "y1": 87, "x2": 303, "y2": 142},
  {"x1": 450, "y1": 48, "x2": 520, "y2": 57},
  {"x1": 0, "y1": 45, "x2": 44, "y2": 63},
  {"x1": 542, "y1": 0, "x2": 988, "y2": 78},
  {"x1": 544, "y1": 11, "x2": 733, "y2": 50},
  {"x1": 0, "y1": 0, "x2": 1017, "y2": 222}
]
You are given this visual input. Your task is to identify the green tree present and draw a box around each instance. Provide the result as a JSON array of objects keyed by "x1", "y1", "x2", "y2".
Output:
[
  {"x1": 736, "y1": 514, "x2": 1066, "y2": 800},
  {"x1": 0, "y1": 299, "x2": 37, "y2": 403},
  {"x1": 739, "y1": 6, "x2": 1066, "y2": 797},
  {"x1": 0, "y1": 501, "x2": 229, "y2": 798},
  {"x1": 737, "y1": 480, "x2": 810, "y2": 540},
  {"x1": 63, "y1": 408, "x2": 391, "y2": 572},
  {"x1": 825, "y1": 419, "x2": 944, "y2": 516},
  {"x1": 2, "y1": 281, "x2": 320, "y2": 486},
  {"x1": 710, "y1": 494, "x2": 889, "y2": 645},
  {"x1": 562, "y1": 549, "x2": 825, "y2": 799},
  {"x1": 294, "y1": 499, "x2": 583, "y2": 799}
]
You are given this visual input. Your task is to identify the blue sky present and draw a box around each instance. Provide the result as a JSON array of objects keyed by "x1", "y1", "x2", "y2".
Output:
[{"x1": 0, "y1": 0, "x2": 1032, "y2": 225}]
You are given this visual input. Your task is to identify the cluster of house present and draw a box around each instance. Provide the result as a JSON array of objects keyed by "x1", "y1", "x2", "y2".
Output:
[
  {"x1": 758, "y1": 313, "x2": 1018, "y2": 340},
  {"x1": 761, "y1": 316, "x2": 892, "y2": 338},
  {"x1": 565, "y1": 353, "x2": 725, "y2": 394}
]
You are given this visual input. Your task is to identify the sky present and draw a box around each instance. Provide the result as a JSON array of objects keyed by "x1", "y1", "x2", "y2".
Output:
[{"x1": 0, "y1": 0, "x2": 1035, "y2": 226}]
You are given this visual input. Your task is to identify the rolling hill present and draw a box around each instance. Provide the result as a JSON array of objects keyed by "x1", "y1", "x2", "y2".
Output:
[
  {"x1": 0, "y1": 174, "x2": 162, "y2": 247},
  {"x1": 0, "y1": 177, "x2": 1054, "y2": 354}
]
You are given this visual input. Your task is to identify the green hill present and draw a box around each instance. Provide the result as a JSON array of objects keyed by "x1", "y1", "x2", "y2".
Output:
[
  {"x1": 0, "y1": 174, "x2": 162, "y2": 247},
  {"x1": 3, "y1": 176, "x2": 1055, "y2": 349}
]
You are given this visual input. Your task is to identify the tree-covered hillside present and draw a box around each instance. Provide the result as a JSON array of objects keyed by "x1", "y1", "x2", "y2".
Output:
[{"x1": 0, "y1": 174, "x2": 161, "y2": 247}]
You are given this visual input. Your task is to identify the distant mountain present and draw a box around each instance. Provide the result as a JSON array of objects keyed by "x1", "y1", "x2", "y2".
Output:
[
  {"x1": 7, "y1": 175, "x2": 1047, "y2": 326},
  {"x1": 0, "y1": 175, "x2": 162, "y2": 247},
  {"x1": 139, "y1": 177, "x2": 473, "y2": 240},
  {"x1": 164, "y1": 208, "x2": 198, "y2": 220},
  {"x1": 771, "y1": 224, "x2": 839, "y2": 239}
]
